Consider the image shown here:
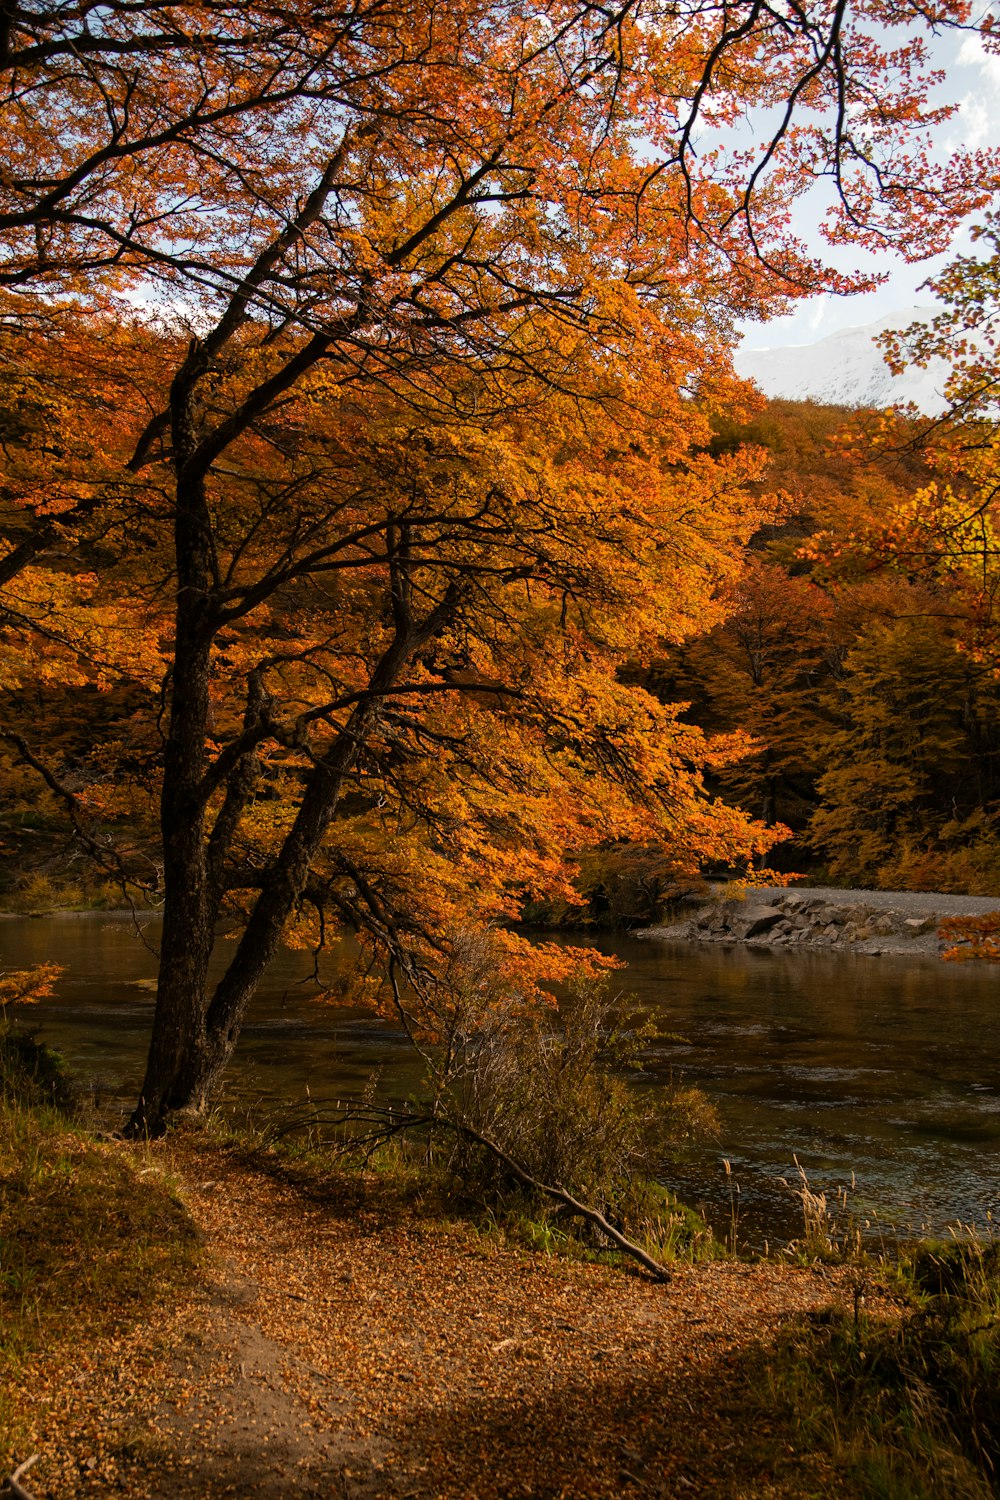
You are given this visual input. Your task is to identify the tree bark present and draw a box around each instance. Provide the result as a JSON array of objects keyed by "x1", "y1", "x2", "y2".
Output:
[
  {"x1": 127, "y1": 569, "x2": 440, "y2": 1133},
  {"x1": 127, "y1": 357, "x2": 220, "y2": 1136}
]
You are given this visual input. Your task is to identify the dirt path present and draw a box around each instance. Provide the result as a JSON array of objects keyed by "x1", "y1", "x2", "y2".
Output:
[{"x1": 26, "y1": 1137, "x2": 858, "y2": 1500}]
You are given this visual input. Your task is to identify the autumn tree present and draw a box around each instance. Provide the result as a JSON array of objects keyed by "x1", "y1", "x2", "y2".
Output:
[
  {"x1": 871, "y1": 221, "x2": 1000, "y2": 674},
  {"x1": 637, "y1": 401, "x2": 937, "y2": 843},
  {"x1": 810, "y1": 614, "x2": 1000, "y2": 890},
  {"x1": 646, "y1": 559, "x2": 840, "y2": 830},
  {"x1": 2, "y1": 0, "x2": 998, "y2": 1131},
  {"x1": 631, "y1": 383, "x2": 1000, "y2": 892},
  {"x1": 128, "y1": 363, "x2": 785, "y2": 1129},
  {"x1": 803, "y1": 212, "x2": 1000, "y2": 893}
]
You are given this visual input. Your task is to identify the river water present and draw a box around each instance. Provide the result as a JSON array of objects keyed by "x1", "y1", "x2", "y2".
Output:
[{"x1": 3, "y1": 913, "x2": 998, "y2": 1244}]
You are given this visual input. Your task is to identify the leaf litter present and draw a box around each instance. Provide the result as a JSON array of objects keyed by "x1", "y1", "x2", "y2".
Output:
[{"x1": 9, "y1": 1133, "x2": 862, "y2": 1499}]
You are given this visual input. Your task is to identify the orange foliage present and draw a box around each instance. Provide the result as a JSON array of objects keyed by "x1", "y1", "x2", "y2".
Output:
[
  {"x1": 2, "y1": 0, "x2": 997, "y2": 1120},
  {"x1": 940, "y1": 913, "x2": 1000, "y2": 963},
  {"x1": 0, "y1": 962, "x2": 64, "y2": 1015}
]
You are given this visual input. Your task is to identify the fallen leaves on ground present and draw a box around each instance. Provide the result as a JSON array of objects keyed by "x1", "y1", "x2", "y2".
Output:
[{"x1": 9, "y1": 1133, "x2": 862, "y2": 1499}]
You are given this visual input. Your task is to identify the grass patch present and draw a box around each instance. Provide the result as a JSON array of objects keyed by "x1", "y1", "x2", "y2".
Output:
[
  {"x1": 462, "y1": 1178, "x2": 722, "y2": 1269},
  {"x1": 207, "y1": 1094, "x2": 723, "y2": 1272},
  {"x1": 0, "y1": 1029, "x2": 202, "y2": 1468},
  {"x1": 748, "y1": 1235, "x2": 1000, "y2": 1499}
]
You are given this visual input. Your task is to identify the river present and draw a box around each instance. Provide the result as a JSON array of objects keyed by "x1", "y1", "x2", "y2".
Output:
[{"x1": 3, "y1": 913, "x2": 998, "y2": 1245}]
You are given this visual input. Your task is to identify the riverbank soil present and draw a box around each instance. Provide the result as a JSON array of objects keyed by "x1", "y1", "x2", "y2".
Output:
[{"x1": 3, "y1": 1131, "x2": 867, "y2": 1500}]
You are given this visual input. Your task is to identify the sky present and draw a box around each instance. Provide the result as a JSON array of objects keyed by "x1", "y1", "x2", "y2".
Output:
[{"x1": 740, "y1": 25, "x2": 1000, "y2": 351}]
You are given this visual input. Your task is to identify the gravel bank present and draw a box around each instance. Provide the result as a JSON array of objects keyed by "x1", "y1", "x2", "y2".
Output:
[
  {"x1": 743, "y1": 886, "x2": 1000, "y2": 918},
  {"x1": 640, "y1": 885, "x2": 1000, "y2": 957}
]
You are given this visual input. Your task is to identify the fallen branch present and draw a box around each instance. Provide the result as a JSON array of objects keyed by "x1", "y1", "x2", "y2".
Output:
[
  {"x1": 267, "y1": 1101, "x2": 672, "y2": 1283},
  {"x1": 3, "y1": 1453, "x2": 40, "y2": 1500},
  {"x1": 447, "y1": 1114, "x2": 672, "y2": 1283}
]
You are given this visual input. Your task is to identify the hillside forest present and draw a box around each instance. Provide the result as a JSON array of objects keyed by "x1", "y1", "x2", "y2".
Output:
[
  {"x1": 8, "y1": 387, "x2": 1000, "y2": 921},
  {"x1": 4, "y1": 0, "x2": 1000, "y2": 1135}
]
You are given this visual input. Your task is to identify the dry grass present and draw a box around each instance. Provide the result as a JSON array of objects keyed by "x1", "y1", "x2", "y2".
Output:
[{"x1": 748, "y1": 1230, "x2": 1000, "y2": 1499}]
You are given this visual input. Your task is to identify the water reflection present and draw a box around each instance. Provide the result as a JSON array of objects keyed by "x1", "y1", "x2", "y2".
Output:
[
  {"x1": 3, "y1": 914, "x2": 998, "y2": 1243},
  {"x1": 599, "y1": 934, "x2": 1000, "y2": 1242}
]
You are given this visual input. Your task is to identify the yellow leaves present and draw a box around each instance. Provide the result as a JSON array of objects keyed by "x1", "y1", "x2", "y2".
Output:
[{"x1": 0, "y1": 562, "x2": 162, "y2": 693}]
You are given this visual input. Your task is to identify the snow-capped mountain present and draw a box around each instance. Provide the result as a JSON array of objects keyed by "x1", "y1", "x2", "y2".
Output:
[{"x1": 734, "y1": 307, "x2": 952, "y2": 414}]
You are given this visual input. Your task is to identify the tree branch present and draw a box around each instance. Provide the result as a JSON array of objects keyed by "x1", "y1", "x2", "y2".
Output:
[
  {"x1": 272, "y1": 1102, "x2": 673, "y2": 1283},
  {"x1": 2, "y1": 1452, "x2": 40, "y2": 1500}
]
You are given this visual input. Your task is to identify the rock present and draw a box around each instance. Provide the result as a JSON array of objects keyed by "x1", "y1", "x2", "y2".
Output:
[
  {"x1": 730, "y1": 905, "x2": 785, "y2": 938},
  {"x1": 670, "y1": 894, "x2": 955, "y2": 954}
]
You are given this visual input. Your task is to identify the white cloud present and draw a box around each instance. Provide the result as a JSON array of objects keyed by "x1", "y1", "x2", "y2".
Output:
[
  {"x1": 955, "y1": 33, "x2": 1000, "y2": 90},
  {"x1": 953, "y1": 94, "x2": 992, "y2": 150}
]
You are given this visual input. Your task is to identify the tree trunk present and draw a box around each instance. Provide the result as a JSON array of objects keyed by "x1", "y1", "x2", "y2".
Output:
[
  {"x1": 127, "y1": 363, "x2": 219, "y2": 1136},
  {"x1": 127, "y1": 605, "x2": 217, "y2": 1133},
  {"x1": 127, "y1": 617, "x2": 423, "y2": 1133},
  {"x1": 184, "y1": 740, "x2": 361, "y2": 1107}
]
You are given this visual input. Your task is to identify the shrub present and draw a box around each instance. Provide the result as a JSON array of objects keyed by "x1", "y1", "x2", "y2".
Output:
[
  {"x1": 0, "y1": 1025, "x2": 74, "y2": 1112},
  {"x1": 751, "y1": 1232, "x2": 1000, "y2": 1499},
  {"x1": 434, "y1": 939, "x2": 719, "y2": 1226}
]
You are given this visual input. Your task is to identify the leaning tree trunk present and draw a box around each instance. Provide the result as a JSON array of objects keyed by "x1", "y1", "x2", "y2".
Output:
[
  {"x1": 178, "y1": 738, "x2": 363, "y2": 1109},
  {"x1": 127, "y1": 609, "x2": 428, "y2": 1134},
  {"x1": 127, "y1": 362, "x2": 220, "y2": 1136},
  {"x1": 130, "y1": 740, "x2": 357, "y2": 1134}
]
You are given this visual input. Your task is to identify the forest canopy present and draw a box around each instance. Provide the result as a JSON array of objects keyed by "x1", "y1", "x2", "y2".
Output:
[{"x1": 1, "y1": 0, "x2": 998, "y2": 1130}]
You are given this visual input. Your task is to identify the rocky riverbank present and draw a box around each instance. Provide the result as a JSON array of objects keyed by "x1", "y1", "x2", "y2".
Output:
[{"x1": 640, "y1": 885, "x2": 1000, "y2": 957}]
